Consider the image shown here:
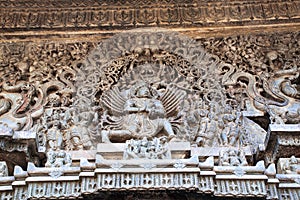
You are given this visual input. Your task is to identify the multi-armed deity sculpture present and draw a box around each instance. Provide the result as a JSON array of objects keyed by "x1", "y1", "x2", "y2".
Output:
[{"x1": 100, "y1": 81, "x2": 185, "y2": 142}]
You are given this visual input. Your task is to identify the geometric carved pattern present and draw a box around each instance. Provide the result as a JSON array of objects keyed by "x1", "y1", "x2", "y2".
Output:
[
  {"x1": 215, "y1": 179, "x2": 267, "y2": 197},
  {"x1": 279, "y1": 188, "x2": 300, "y2": 200},
  {"x1": 27, "y1": 181, "x2": 81, "y2": 199},
  {"x1": 2, "y1": 160, "x2": 300, "y2": 199},
  {"x1": 97, "y1": 172, "x2": 199, "y2": 190}
]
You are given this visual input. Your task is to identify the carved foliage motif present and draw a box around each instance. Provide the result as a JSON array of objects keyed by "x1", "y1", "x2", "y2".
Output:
[{"x1": 201, "y1": 33, "x2": 300, "y2": 125}]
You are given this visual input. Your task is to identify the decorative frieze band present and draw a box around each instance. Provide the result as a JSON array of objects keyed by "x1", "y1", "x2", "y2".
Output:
[
  {"x1": 27, "y1": 181, "x2": 81, "y2": 199},
  {"x1": 1, "y1": 160, "x2": 300, "y2": 199},
  {"x1": 215, "y1": 176, "x2": 267, "y2": 197},
  {"x1": 0, "y1": 0, "x2": 296, "y2": 8},
  {"x1": 0, "y1": 1, "x2": 299, "y2": 31},
  {"x1": 97, "y1": 172, "x2": 200, "y2": 190}
]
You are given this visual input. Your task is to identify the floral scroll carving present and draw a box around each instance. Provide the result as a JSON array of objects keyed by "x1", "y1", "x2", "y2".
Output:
[
  {"x1": 208, "y1": 35, "x2": 300, "y2": 125},
  {"x1": 1, "y1": 0, "x2": 299, "y2": 35}
]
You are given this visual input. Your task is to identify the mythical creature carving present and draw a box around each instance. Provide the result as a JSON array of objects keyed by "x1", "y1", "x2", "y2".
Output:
[
  {"x1": 222, "y1": 63, "x2": 300, "y2": 124},
  {"x1": 75, "y1": 31, "x2": 268, "y2": 150},
  {"x1": 210, "y1": 32, "x2": 300, "y2": 125},
  {"x1": 0, "y1": 29, "x2": 299, "y2": 199},
  {"x1": 101, "y1": 81, "x2": 186, "y2": 143},
  {"x1": 0, "y1": 82, "x2": 43, "y2": 131}
]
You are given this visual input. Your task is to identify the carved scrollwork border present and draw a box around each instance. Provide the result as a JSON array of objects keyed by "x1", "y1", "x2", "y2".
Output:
[{"x1": 0, "y1": 0, "x2": 299, "y2": 34}]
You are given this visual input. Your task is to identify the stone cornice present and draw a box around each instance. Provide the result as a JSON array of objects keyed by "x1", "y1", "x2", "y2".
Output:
[
  {"x1": 0, "y1": 0, "x2": 299, "y2": 40},
  {"x1": 0, "y1": 0, "x2": 297, "y2": 8}
]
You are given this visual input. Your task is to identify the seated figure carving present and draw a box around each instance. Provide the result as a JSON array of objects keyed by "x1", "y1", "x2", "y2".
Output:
[
  {"x1": 101, "y1": 82, "x2": 185, "y2": 143},
  {"x1": 283, "y1": 156, "x2": 300, "y2": 174},
  {"x1": 123, "y1": 136, "x2": 171, "y2": 159},
  {"x1": 45, "y1": 149, "x2": 72, "y2": 168},
  {"x1": 219, "y1": 149, "x2": 248, "y2": 166}
]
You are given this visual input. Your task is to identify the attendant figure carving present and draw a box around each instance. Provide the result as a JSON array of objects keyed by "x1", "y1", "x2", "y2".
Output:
[
  {"x1": 195, "y1": 108, "x2": 218, "y2": 147},
  {"x1": 47, "y1": 121, "x2": 63, "y2": 151},
  {"x1": 219, "y1": 149, "x2": 248, "y2": 166},
  {"x1": 0, "y1": 162, "x2": 8, "y2": 177},
  {"x1": 219, "y1": 109, "x2": 241, "y2": 147}
]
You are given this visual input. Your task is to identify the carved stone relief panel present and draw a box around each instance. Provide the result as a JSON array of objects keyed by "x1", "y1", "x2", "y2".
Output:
[
  {"x1": 0, "y1": 28, "x2": 299, "y2": 199},
  {"x1": 199, "y1": 33, "x2": 300, "y2": 126},
  {"x1": 0, "y1": 30, "x2": 299, "y2": 164}
]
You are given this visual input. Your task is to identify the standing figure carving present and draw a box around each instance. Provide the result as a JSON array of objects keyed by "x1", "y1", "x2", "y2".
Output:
[
  {"x1": 47, "y1": 121, "x2": 63, "y2": 151},
  {"x1": 101, "y1": 82, "x2": 185, "y2": 143},
  {"x1": 194, "y1": 108, "x2": 218, "y2": 147},
  {"x1": 218, "y1": 106, "x2": 242, "y2": 147},
  {"x1": 0, "y1": 162, "x2": 8, "y2": 177}
]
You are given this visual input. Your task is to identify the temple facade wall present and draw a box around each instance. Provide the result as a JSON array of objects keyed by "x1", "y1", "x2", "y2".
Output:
[{"x1": 0, "y1": 0, "x2": 300, "y2": 199}]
